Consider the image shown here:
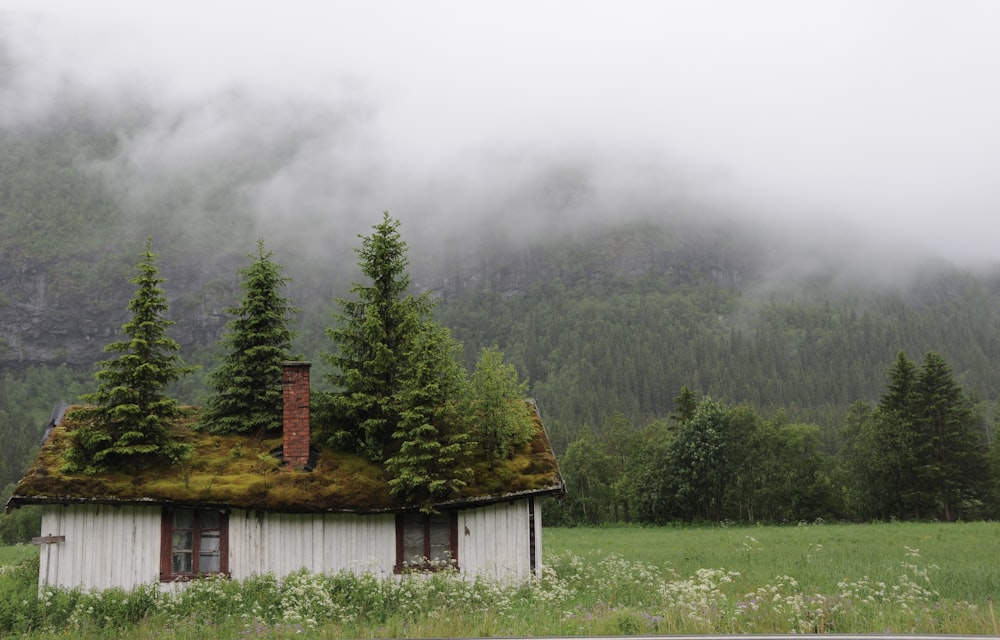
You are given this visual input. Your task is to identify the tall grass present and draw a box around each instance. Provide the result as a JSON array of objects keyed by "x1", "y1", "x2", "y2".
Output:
[
  {"x1": 546, "y1": 521, "x2": 1000, "y2": 602},
  {"x1": 1, "y1": 522, "x2": 998, "y2": 638},
  {"x1": 0, "y1": 544, "x2": 37, "y2": 567}
]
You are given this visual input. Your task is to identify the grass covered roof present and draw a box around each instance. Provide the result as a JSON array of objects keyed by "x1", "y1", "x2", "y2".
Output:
[{"x1": 6, "y1": 404, "x2": 564, "y2": 514}]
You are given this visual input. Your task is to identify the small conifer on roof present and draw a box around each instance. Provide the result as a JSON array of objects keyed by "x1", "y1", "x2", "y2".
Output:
[
  {"x1": 63, "y1": 237, "x2": 195, "y2": 473},
  {"x1": 200, "y1": 239, "x2": 298, "y2": 436}
]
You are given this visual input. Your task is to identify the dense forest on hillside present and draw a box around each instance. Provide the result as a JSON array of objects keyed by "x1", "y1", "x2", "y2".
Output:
[
  {"x1": 3, "y1": 95, "x2": 1000, "y2": 532},
  {"x1": 434, "y1": 228, "x2": 1000, "y2": 452}
]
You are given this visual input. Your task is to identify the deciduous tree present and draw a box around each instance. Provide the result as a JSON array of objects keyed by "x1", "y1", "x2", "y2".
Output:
[
  {"x1": 468, "y1": 345, "x2": 535, "y2": 461},
  {"x1": 552, "y1": 435, "x2": 614, "y2": 525},
  {"x1": 668, "y1": 398, "x2": 757, "y2": 521}
]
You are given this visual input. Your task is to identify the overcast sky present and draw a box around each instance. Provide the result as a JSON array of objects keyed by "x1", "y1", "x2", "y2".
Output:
[{"x1": 4, "y1": 1, "x2": 1000, "y2": 266}]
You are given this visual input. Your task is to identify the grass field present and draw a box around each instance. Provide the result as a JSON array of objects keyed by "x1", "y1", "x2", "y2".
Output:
[
  {"x1": 0, "y1": 543, "x2": 36, "y2": 567},
  {"x1": 1, "y1": 521, "x2": 998, "y2": 637},
  {"x1": 546, "y1": 521, "x2": 1000, "y2": 602}
]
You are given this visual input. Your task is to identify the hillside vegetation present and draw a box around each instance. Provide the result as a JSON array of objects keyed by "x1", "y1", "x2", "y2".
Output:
[{"x1": 4, "y1": 96, "x2": 1000, "y2": 529}]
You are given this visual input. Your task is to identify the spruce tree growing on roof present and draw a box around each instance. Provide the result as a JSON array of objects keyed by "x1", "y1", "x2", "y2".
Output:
[
  {"x1": 322, "y1": 211, "x2": 535, "y2": 491},
  {"x1": 199, "y1": 239, "x2": 298, "y2": 435},
  {"x1": 385, "y1": 322, "x2": 474, "y2": 511},
  {"x1": 63, "y1": 237, "x2": 195, "y2": 473},
  {"x1": 323, "y1": 212, "x2": 435, "y2": 461}
]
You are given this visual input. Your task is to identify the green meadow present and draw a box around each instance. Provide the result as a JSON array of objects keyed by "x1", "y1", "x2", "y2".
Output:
[
  {"x1": 1, "y1": 522, "x2": 999, "y2": 638},
  {"x1": 547, "y1": 521, "x2": 1000, "y2": 603},
  {"x1": 0, "y1": 543, "x2": 36, "y2": 567}
]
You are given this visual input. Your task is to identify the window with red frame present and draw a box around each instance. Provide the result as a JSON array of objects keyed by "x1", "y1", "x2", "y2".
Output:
[
  {"x1": 160, "y1": 508, "x2": 229, "y2": 581},
  {"x1": 395, "y1": 511, "x2": 458, "y2": 572}
]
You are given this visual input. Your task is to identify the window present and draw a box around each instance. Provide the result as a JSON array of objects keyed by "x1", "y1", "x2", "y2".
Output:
[
  {"x1": 160, "y1": 508, "x2": 229, "y2": 581},
  {"x1": 395, "y1": 511, "x2": 458, "y2": 572}
]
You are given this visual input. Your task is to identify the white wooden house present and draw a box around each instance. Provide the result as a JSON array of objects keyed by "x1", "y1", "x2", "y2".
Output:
[{"x1": 7, "y1": 363, "x2": 564, "y2": 592}]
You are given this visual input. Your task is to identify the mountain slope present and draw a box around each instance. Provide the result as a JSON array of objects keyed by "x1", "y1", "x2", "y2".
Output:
[{"x1": 3, "y1": 101, "x2": 1000, "y2": 458}]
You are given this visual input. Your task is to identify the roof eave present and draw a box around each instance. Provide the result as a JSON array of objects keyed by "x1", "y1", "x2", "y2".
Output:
[{"x1": 6, "y1": 481, "x2": 566, "y2": 516}]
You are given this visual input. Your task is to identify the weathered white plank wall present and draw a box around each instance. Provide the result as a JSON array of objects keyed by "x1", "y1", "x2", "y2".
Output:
[
  {"x1": 458, "y1": 499, "x2": 542, "y2": 580},
  {"x1": 228, "y1": 510, "x2": 396, "y2": 578},
  {"x1": 38, "y1": 505, "x2": 161, "y2": 591},
  {"x1": 533, "y1": 499, "x2": 544, "y2": 576},
  {"x1": 37, "y1": 499, "x2": 545, "y2": 592}
]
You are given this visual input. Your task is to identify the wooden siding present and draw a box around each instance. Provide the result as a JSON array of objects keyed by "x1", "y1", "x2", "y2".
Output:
[
  {"x1": 228, "y1": 510, "x2": 397, "y2": 578},
  {"x1": 458, "y1": 499, "x2": 543, "y2": 580},
  {"x1": 38, "y1": 505, "x2": 161, "y2": 591},
  {"x1": 36, "y1": 499, "x2": 544, "y2": 591}
]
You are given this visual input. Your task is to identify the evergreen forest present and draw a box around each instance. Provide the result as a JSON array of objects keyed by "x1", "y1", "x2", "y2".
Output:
[{"x1": 4, "y1": 91, "x2": 1000, "y2": 537}]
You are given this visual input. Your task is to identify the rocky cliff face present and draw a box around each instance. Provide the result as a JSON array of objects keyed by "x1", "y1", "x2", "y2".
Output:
[{"x1": 0, "y1": 253, "x2": 100, "y2": 367}]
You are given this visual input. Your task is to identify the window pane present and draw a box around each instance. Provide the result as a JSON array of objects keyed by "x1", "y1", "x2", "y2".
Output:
[
  {"x1": 199, "y1": 551, "x2": 220, "y2": 573},
  {"x1": 200, "y1": 532, "x2": 220, "y2": 553},
  {"x1": 172, "y1": 531, "x2": 192, "y2": 552},
  {"x1": 172, "y1": 509, "x2": 194, "y2": 529},
  {"x1": 428, "y1": 516, "x2": 451, "y2": 562},
  {"x1": 172, "y1": 552, "x2": 192, "y2": 574},
  {"x1": 200, "y1": 510, "x2": 220, "y2": 529},
  {"x1": 402, "y1": 515, "x2": 425, "y2": 564}
]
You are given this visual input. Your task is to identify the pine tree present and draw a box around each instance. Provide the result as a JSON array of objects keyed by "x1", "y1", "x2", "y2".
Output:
[
  {"x1": 64, "y1": 238, "x2": 195, "y2": 473},
  {"x1": 322, "y1": 212, "x2": 531, "y2": 503},
  {"x1": 323, "y1": 212, "x2": 434, "y2": 460},
  {"x1": 879, "y1": 350, "x2": 918, "y2": 416},
  {"x1": 850, "y1": 350, "x2": 994, "y2": 521},
  {"x1": 200, "y1": 239, "x2": 298, "y2": 435},
  {"x1": 911, "y1": 352, "x2": 991, "y2": 520},
  {"x1": 670, "y1": 385, "x2": 699, "y2": 426},
  {"x1": 384, "y1": 322, "x2": 473, "y2": 510},
  {"x1": 873, "y1": 350, "x2": 919, "y2": 517}
]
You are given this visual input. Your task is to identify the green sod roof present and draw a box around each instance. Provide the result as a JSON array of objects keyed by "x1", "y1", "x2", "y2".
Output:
[{"x1": 6, "y1": 404, "x2": 564, "y2": 514}]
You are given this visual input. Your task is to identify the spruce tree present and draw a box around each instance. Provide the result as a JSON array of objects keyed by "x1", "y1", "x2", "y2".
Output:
[
  {"x1": 384, "y1": 322, "x2": 473, "y2": 510},
  {"x1": 323, "y1": 212, "x2": 433, "y2": 460},
  {"x1": 200, "y1": 239, "x2": 298, "y2": 435},
  {"x1": 873, "y1": 350, "x2": 920, "y2": 517},
  {"x1": 878, "y1": 350, "x2": 918, "y2": 417},
  {"x1": 850, "y1": 350, "x2": 993, "y2": 521},
  {"x1": 911, "y1": 352, "x2": 991, "y2": 520},
  {"x1": 671, "y1": 385, "x2": 699, "y2": 426},
  {"x1": 64, "y1": 238, "x2": 195, "y2": 473}
]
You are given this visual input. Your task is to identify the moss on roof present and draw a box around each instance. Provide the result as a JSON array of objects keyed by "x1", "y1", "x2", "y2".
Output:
[{"x1": 6, "y1": 404, "x2": 564, "y2": 514}]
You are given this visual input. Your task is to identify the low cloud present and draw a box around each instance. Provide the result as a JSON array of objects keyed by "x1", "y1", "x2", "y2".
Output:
[{"x1": 4, "y1": 1, "x2": 1000, "y2": 275}]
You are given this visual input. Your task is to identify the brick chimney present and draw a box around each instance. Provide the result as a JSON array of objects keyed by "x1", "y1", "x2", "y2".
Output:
[{"x1": 282, "y1": 361, "x2": 311, "y2": 470}]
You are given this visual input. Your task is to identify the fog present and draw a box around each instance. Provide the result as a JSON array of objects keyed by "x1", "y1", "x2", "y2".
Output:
[{"x1": 4, "y1": 1, "x2": 1000, "y2": 270}]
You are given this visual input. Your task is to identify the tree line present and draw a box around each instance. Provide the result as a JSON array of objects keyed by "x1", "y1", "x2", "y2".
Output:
[{"x1": 547, "y1": 350, "x2": 997, "y2": 526}]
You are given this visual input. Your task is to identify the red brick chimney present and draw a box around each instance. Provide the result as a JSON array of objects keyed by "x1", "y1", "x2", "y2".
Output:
[{"x1": 282, "y1": 361, "x2": 311, "y2": 470}]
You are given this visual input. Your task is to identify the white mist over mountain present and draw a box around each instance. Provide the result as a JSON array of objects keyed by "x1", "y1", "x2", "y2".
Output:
[{"x1": 4, "y1": 1, "x2": 1000, "y2": 268}]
